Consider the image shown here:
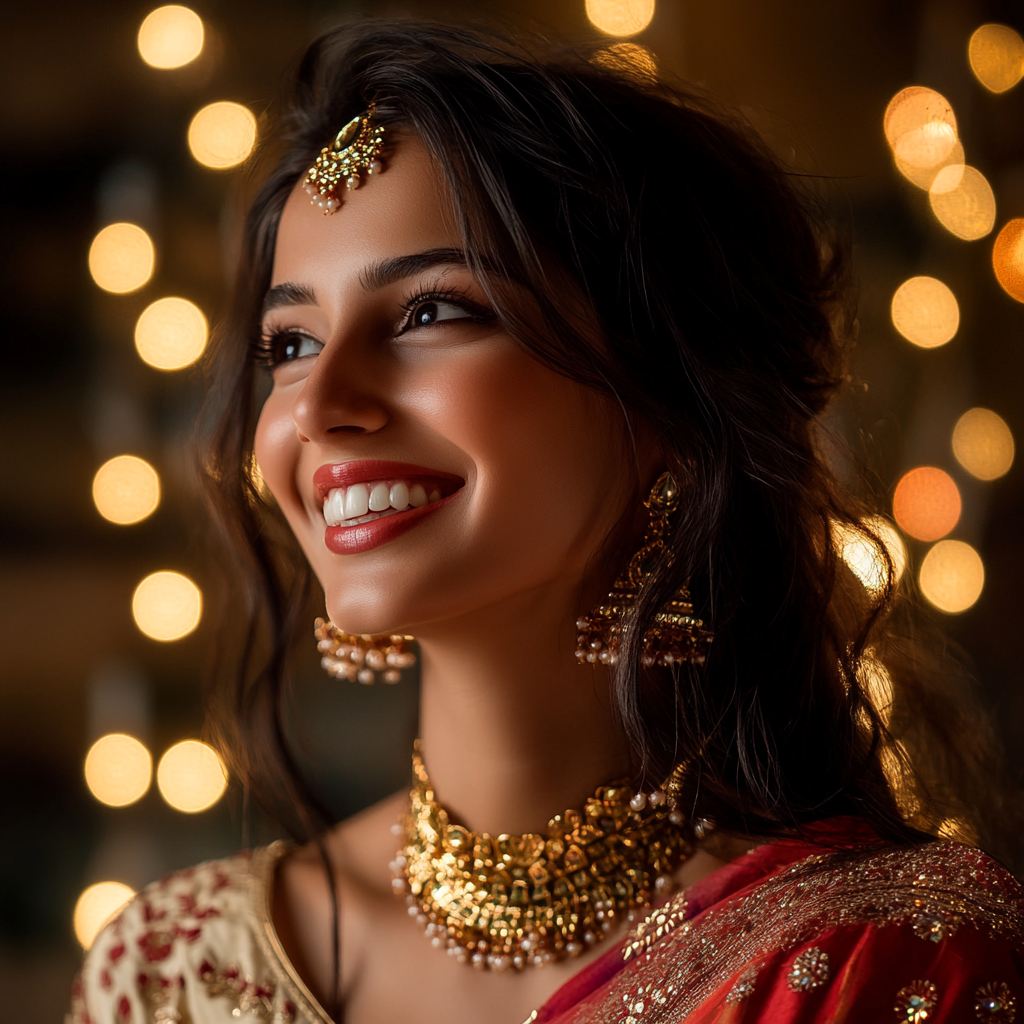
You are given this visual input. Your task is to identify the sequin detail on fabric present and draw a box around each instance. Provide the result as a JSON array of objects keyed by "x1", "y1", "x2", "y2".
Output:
[
  {"x1": 623, "y1": 901, "x2": 689, "y2": 962},
  {"x1": 552, "y1": 842, "x2": 1024, "y2": 1023},
  {"x1": 894, "y1": 980, "x2": 938, "y2": 1022},
  {"x1": 787, "y1": 947, "x2": 829, "y2": 991},
  {"x1": 725, "y1": 965, "x2": 758, "y2": 1003},
  {"x1": 976, "y1": 981, "x2": 1018, "y2": 1022}
]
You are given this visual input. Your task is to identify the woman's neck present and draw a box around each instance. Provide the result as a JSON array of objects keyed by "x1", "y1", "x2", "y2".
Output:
[{"x1": 414, "y1": 579, "x2": 631, "y2": 836}]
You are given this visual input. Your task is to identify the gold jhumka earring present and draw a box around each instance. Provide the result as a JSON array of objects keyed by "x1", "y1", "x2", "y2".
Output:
[
  {"x1": 302, "y1": 102, "x2": 386, "y2": 215},
  {"x1": 576, "y1": 471, "x2": 712, "y2": 668},
  {"x1": 314, "y1": 619, "x2": 417, "y2": 684}
]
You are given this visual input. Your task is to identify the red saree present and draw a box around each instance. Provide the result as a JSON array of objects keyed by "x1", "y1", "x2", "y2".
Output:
[{"x1": 530, "y1": 819, "x2": 1024, "y2": 1023}]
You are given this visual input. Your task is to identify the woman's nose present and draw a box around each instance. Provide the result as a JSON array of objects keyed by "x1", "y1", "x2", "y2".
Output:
[{"x1": 290, "y1": 345, "x2": 390, "y2": 443}]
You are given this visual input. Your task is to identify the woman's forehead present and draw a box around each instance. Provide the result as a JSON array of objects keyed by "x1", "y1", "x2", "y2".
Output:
[{"x1": 271, "y1": 136, "x2": 460, "y2": 289}]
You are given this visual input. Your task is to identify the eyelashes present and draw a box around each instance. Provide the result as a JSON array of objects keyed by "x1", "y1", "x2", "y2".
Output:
[{"x1": 253, "y1": 282, "x2": 497, "y2": 370}]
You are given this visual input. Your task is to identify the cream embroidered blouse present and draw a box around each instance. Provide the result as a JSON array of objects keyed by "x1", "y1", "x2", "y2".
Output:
[{"x1": 67, "y1": 844, "x2": 330, "y2": 1024}]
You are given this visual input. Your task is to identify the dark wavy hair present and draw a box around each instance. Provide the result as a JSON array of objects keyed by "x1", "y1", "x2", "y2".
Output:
[{"x1": 199, "y1": 20, "x2": 1011, "y2": 856}]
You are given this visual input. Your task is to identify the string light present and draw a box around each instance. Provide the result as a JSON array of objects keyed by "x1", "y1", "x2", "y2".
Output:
[
  {"x1": 892, "y1": 466, "x2": 961, "y2": 542},
  {"x1": 833, "y1": 516, "x2": 907, "y2": 596},
  {"x1": 952, "y1": 408, "x2": 1015, "y2": 481},
  {"x1": 74, "y1": 882, "x2": 135, "y2": 949},
  {"x1": 92, "y1": 455, "x2": 160, "y2": 525},
  {"x1": 592, "y1": 42, "x2": 658, "y2": 79},
  {"x1": 992, "y1": 218, "x2": 1024, "y2": 303},
  {"x1": 188, "y1": 102, "x2": 257, "y2": 170},
  {"x1": 929, "y1": 165, "x2": 996, "y2": 240},
  {"x1": 132, "y1": 571, "x2": 202, "y2": 642},
  {"x1": 134, "y1": 297, "x2": 208, "y2": 370},
  {"x1": 919, "y1": 539, "x2": 984, "y2": 613},
  {"x1": 84, "y1": 733, "x2": 152, "y2": 807},
  {"x1": 88, "y1": 223, "x2": 155, "y2": 294},
  {"x1": 890, "y1": 276, "x2": 959, "y2": 348},
  {"x1": 157, "y1": 740, "x2": 228, "y2": 813},
  {"x1": 968, "y1": 24, "x2": 1024, "y2": 94},
  {"x1": 137, "y1": 5, "x2": 204, "y2": 69},
  {"x1": 585, "y1": 0, "x2": 655, "y2": 37}
]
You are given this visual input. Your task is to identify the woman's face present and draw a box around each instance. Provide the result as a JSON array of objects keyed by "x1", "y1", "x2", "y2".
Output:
[{"x1": 255, "y1": 136, "x2": 645, "y2": 636}]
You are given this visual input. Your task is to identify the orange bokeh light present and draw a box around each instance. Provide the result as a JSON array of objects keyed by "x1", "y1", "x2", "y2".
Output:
[
  {"x1": 992, "y1": 218, "x2": 1024, "y2": 303},
  {"x1": 892, "y1": 467, "x2": 962, "y2": 542}
]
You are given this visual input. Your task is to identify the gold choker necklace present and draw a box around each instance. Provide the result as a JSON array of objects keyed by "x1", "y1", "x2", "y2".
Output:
[{"x1": 391, "y1": 747, "x2": 693, "y2": 971}]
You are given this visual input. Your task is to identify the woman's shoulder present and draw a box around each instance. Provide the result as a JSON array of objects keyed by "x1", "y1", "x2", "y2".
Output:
[
  {"x1": 565, "y1": 838, "x2": 1024, "y2": 1024},
  {"x1": 67, "y1": 843, "x2": 329, "y2": 1024}
]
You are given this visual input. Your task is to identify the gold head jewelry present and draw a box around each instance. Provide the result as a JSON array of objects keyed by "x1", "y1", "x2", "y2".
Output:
[
  {"x1": 576, "y1": 471, "x2": 712, "y2": 669},
  {"x1": 314, "y1": 618, "x2": 416, "y2": 684},
  {"x1": 303, "y1": 103, "x2": 386, "y2": 215},
  {"x1": 393, "y1": 744, "x2": 693, "y2": 971}
]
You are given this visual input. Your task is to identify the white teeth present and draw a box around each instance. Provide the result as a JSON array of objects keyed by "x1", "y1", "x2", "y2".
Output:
[
  {"x1": 323, "y1": 478, "x2": 450, "y2": 526},
  {"x1": 390, "y1": 481, "x2": 409, "y2": 509},
  {"x1": 344, "y1": 483, "x2": 369, "y2": 519},
  {"x1": 369, "y1": 481, "x2": 391, "y2": 512}
]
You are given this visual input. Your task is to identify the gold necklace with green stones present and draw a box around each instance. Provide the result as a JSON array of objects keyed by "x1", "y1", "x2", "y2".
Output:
[{"x1": 391, "y1": 745, "x2": 693, "y2": 971}]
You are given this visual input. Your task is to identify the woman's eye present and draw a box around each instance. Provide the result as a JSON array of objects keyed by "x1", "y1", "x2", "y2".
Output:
[
  {"x1": 272, "y1": 332, "x2": 323, "y2": 364},
  {"x1": 405, "y1": 300, "x2": 473, "y2": 330}
]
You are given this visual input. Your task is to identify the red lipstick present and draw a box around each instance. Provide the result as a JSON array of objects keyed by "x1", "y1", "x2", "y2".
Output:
[{"x1": 314, "y1": 460, "x2": 464, "y2": 555}]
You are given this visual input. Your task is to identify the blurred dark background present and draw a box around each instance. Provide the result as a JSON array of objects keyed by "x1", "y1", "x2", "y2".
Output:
[{"x1": 2, "y1": 0, "x2": 1023, "y2": 1020}]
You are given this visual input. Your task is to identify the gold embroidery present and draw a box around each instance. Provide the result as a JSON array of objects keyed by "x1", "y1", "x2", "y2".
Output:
[
  {"x1": 552, "y1": 841, "x2": 1024, "y2": 1023},
  {"x1": 975, "y1": 982, "x2": 1017, "y2": 1022},
  {"x1": 623, "y1": 901, "x2": 689, "y2": 962},
  {"x1": 198, "y1": 960, "x2": 294, "y2": 1021},
  {"x1": 725, "y1": 965, "x2": 758, "y2": 1003},
  {"x1": 911, "y1": 910, "x2": 962, "y2": 942},
  {"x1": 787, "y1": 947, "x2": 829, "y2": 992},
  {"x1": 894, "y1": 980, "x2": 938, "y2": 1022}
]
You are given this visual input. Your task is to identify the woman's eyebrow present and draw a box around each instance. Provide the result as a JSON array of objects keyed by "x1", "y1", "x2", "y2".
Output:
[
  {"x1": 359, "y1": 247, "x2": 468, "y2": 291},
  {"x1": 261, "y1": 282, "x2": 318, "y2": 318}
]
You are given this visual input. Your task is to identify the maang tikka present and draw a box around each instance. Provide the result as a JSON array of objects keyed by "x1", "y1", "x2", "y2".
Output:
[
  {"x1": 576, "y1": 471, "x2": 712, "y2": 668},
  {"x1": 303, "y1": 102, "x2": 386, "y2": 215},
  {"x1": 315, "y1": 619, "x2": 417, "y2": 685}
]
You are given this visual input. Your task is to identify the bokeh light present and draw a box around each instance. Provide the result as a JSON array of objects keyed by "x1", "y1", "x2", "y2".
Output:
[
  {"x1": 895, "y1": 139, "x2": 964, "y2": 191},
  {"x1": 132, "y1": 571, "x2": 202, "y2": 642},
  {"x1": 593, "y1": 42, "x2": 658, "y2": 79},
  {"x1": 890, "y1": 276, "x2": 959, "y2": 348},
  {"x1": 919, "y1": 539, "x2": 984, "y2": 614},
  {"x1": 992, "y1": 218, "x2": 1024, "y2": 303},
  {"x1": 585, "y1": 0, "x2": 655, "y2": 37},
  {"x1": 157, "y1": 740, "x2": 228, "y2": 813},
  {"x1": 188, "y1": 102, "x2": 257, "y2": 169},
  {"x1": 92, "y1": 455, "x2": 160, "y2": 525},
  {"x1": 892, "y1": 466, "x2": 961, "y2": 542},
  {"x1": 84, "y1": 733, "x2": 152, "y2": 807},
  {"x1": 884, "y1": 87, "x2": 957, "y2": 161},
  {"x1": 968, "y1": 24, "x2": 1024, "y2": 94},
  {"x1": 952, "y1": 408, "x2": 1015, "y2": 481},
  {"x1": 88, "y1": 223, "x2": 155, "y2": 294},
  {"x1": 137, "y1": 5, "x2": 204, "y2": 69},
  {"x1": 74, "y1": 882, "x2": 135, "y2": 949},
  {"x1": 929, "y1": 165, "x2": 996, "y2": 240},
  {"x1": 833, "y1": 515, "x2": 907, "y2": 596},
  {"x1": 135, "y1": 297, "x2": 208, "y2": 370}
]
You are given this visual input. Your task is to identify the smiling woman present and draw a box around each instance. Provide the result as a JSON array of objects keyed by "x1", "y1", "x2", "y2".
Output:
[{"x1": 68, "y1": 19, "x2": 1023, "y2": 1024}]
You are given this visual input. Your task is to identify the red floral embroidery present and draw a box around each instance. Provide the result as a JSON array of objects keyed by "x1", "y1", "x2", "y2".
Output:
[
  {"x1": 141, "y1": 901, "x2": 167, "y2": 923},
  {"x1": 116, "y1": 994, "x2": 132, "y2": 1023},
  {"x1": 172, "y1": 924, "x2": 201, "y2": 943},
  {"x1": 137, "y1": 930, "x2": 173, "y2": 962},
  {"x1": 108, "y1": 942, "x2": 126, "y2": 964},
  {"x1": 99, "y1": 969, "x2": 112, "y2": 991},
  {"x1": 212, "y1": 868, "x2": 232, "y2": 891}
]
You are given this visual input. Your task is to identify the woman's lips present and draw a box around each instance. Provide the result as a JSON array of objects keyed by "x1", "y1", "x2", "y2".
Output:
[{"x1": 314, "y1": 460, "x2": 464, "y2": 555}]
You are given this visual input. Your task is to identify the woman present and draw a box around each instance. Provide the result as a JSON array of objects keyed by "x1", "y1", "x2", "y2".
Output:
[{"x1": 69, "y1": 21, "x2": 1023, "y2": 1024}]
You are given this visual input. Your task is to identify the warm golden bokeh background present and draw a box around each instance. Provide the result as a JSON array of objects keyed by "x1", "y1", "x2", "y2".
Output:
[{"x1": 2, "y1": 1, "x2": 1023, "y2": 1019}]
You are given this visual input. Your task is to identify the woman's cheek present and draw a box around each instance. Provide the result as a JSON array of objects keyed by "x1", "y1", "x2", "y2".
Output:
[{"x1": 254, "y1": 387, "x2": 304, "y2": 514}]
